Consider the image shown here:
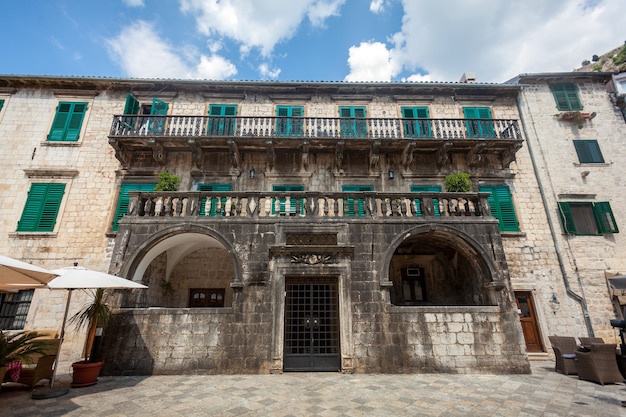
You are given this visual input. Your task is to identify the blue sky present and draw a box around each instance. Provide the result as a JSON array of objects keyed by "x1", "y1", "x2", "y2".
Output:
[{"x1": 1, "y1": 0, "x2": 624, "y2": 83}]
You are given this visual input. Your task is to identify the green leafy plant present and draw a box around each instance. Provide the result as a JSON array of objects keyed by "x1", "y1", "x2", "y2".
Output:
[
  {"x1": 70, "y1": 288, "x2": 111, "y2": 362},
  {"x1": 0, "y1": 331, "x2": 53, "y2": 367},
  {"x1": 154, "y1": 171, "x2": 181, "y2": 191},
  {"x1": 444, "y1": 172, "x2": 472, "y2": 192}
]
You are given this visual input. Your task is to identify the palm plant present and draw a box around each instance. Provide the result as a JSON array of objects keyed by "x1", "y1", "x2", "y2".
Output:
[
  {"x1": 0, "y1": 331, "x2": 53, "y2": 367},
  {"x1": 69, "y1": 288, "x2": 111, "y2": 362}
]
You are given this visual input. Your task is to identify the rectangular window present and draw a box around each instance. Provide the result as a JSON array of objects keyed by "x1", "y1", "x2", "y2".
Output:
[
  {"x1": 17, "y1": 183, "x2": 66, "y2": 232},
  {"x1": 558, "y1": 201, "x2": 618, "y2": 235},
  {"x1": 276, "y1": 106, "x2": 304, "y2": 137},
  {"x1": 208, "y1": 104, "x2": 237, "y2": 136},
  {"x1": 272, "y1": 185, "x2": 305, "y2": 215},
  {"x1": 479, "y1": 185, "x2": 520, "y2": 232},
  {"x1": 410, "y1": 185, "x2": 441, "y2": 216},
  {"x1": 112, "y1": 183, "x2": 156, "y2": 231},
  {"x1": 463, "y1": 107, "x2": 495, "y2": 138},
  {"x1": 402, "y1": 267, "x2": 426, "y2": 302},
  {"x1": 198, "y1": 184, "x2": 232, "y2": 216},
  {"x1": 339, "y1": 106, "x2": 367, "y2": 138},
  {"x1": 573, "y1": 140, "x2": 604, "y2": 163},
  {"x1": 0, "y1": 290, "x2": 34, "y2": 330},
  {"x1": 48, "y1": 102, "x2": 88, "y2": 142},
  {"x1": 342, "y1": 185, "x2": 373, "y2": 216},
  {"x1": 146, "y1": 98, "x2": 169, "y2": 135},
  {"x1": 402, "y1": 107, "x2": 432, "y2": 138},
  {"x1": 189, "y1": 288, "x2": 225, "y2": 307},
  {"x1": 551, "y1": 83, "x2": 583, "y2": 111}
]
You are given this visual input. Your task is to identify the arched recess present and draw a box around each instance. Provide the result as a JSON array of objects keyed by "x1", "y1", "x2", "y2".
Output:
[
  {"x1": 119, "y1": 225, "x2": 242, "y2": 308},
  {"x1": 382, "y1": 224, "x2": 502, "y2": 306}
]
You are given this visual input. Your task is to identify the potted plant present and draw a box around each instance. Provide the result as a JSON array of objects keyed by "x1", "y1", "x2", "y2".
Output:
[
  {"x1": 0, "y1": 331, "x2": 53, "y2": 388},
  {"x1": 69, "y1": 288, "x2": 112, "y2": 387},
  {"x1": 555, "y1": 111, "x2": 596, "y2": 129},
  {"x1": 444, "y1": 172, "x2": 472, "y2": 192},
  {"x1": 154, "y1": 170, "x2": 180, "y2": 191}
]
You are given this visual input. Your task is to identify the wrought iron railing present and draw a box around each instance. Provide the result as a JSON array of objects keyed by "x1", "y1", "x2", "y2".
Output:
[
  {"x1": 110, "y1": 115, "x2": 522, "y2": 140},
  {"x1": 124, "y1": 191, "x2": 492, "y2": 220}
]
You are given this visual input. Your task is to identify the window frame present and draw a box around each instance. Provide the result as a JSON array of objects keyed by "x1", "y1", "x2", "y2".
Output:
[
  {"x1": 208, "y1": 104, "x2": 237, "y2": 136},
  {"x1": 339, "y1": 106, "x2": 368, "y2": 138},
  {"x1": 573, "y1": 140, "x2": 604, "y2": 164},
  {"x1": 479, "y1": 185, "x2": 520, "y2": 232},
  {"x1": 48, "y1": 101, "x2": 88, "y2": 142},
  {"x1": 558, "y1": 201, "x2": 618, "y2": 235},
  {"x1": 189, "y1": 288, "x2": 225, "y2": 308},
  {"x1": 16, "y1": 182, "x2": 66, "y2": 233},
  {"x1": 276, "y1": 106, "x2": 304, "y2": 137},
  {"x1": 401, "y1": 106, "x2": 432, "y2": 138},
  {"x1": 463, "y1": 107, "x2": 495, "y2": 138},
  {"x1": 0, "y1": 290, "x2": 34, "y2": 330},
  {"x1": 401, "y1": 267, "x2": 427, "y2": 302},
  {"x1": 550, "y1": 83, "x2": 583, "y2": 111}
]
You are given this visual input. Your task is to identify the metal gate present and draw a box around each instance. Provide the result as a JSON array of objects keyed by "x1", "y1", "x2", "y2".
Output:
[{"x1": 283, "y1": 277, "x2": 341, "y2": 371}]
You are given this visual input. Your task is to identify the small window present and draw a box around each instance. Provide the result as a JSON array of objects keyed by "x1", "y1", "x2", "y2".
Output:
[
  {"x1": 339, "y1": 106, "x2": 367, "y2": 138},
  {"x1": 17, "y1": 183, "x2": 66, "y2": 232},
  {"x1": 573, "y1": 140, "x2": 604, "y2": 163},
  {"x1": 550, "y1": 83, "x2": 583, "y2": 111},
  {"x1": 558, "y1": 201, "x2": 618, "y2": 235},
  {"x1": 463, "y1": 107, "x2": 495, "y2": 138},
  {"x1": 402, "y1": 267, "x2": 426, "y2": 302},
  {"x1": 479, "y1": 185, "x2": 520, "y2": 232},
  {"x1": 208, "y1": 104, "x2": 237, "y2": 136},
  {"x1": 0, "y1": 290, "x2": 34, "y2": 330},
  {"x1": 48, "y1": 102, "x2": 88, "y2": 142},
  {"x1": 276, "y1": 106, "x2": 304, "y2": 137},
  {"x1": 112, "y1": 183, "x2": 156, "y2": 231},
  {"x1": 189, "y1": 288, "x2": 225, "y2": 307},
  {"x1": 122, "y1": 94, "x2": 169, "y2": 134},
  {"x1": 402, "y1": 107, "x2": 432, "y2": 138}
]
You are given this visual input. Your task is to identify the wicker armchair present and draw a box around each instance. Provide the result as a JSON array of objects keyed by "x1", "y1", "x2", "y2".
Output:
[
  {"x1": 548, "y1": 336, "x2": 578, "y2": 375},
  {"x1": 575, "y1": 343, "x2": 624, "y2": 385},
  {"x1": 578, "y1": 337, "x2": 604, "y2": 348}
]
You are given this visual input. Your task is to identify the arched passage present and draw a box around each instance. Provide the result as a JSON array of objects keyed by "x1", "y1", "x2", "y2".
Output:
[
  {"x1": 120, "y1": 227, "x2": 240, "y2": 308},
  {"x1": 386, "y1": 226, "x2": 497, "y2": 306}
]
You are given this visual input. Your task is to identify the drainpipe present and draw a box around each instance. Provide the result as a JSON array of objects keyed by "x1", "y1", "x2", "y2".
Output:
[{"x1": 516, "y1": 90, "x2": 594, "y2": 337}]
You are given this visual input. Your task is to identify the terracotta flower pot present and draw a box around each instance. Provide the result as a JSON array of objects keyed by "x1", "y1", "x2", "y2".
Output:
[{"x1": 71, "y1": 360, "x2": 104, "y2": 387}]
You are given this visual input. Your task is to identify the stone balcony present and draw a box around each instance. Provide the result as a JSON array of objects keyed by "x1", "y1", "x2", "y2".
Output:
[
  {"x1": 123, "y1": 190, "x2": 493, "y2": 222},
  {"x1": 108, "y1": 115, "x2": 523, "y2": 169}
]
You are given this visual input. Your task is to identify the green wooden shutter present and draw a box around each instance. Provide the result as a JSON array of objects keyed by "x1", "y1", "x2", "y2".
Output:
[
  {"x1": 551, "y1": 83, "x2": 583, "y2": 111},
  {"x1": 339, "y1": 106, "x2": 367, "y2": 138},
  {"x1": 272, "y1": 185, "x2": 305, "y2": 215},
  {"x1": 17, "y1": 183, "x2": 66, "y2": 232},
  {"x1": 557, "y1": 202, "x2": 577, "y2": 234},
  {"x1": 402, "y1": 107, "x2": 430, "y2": 138},
  {"x1": 464, "y1": 107, "x2": 494, "y2": 138},
  {"x1": 276, "y1": 106, "x2": 304, "y2": 137},
  {"x1": 208, "y1": 104, "x2": 237, "y2": 135},
  {"x1": 410, "y1": 185, "x2": 441, "y2": 216},
  {"x1": 112, "y1": 183, "x2": 156, "y2": 231},
  {"x1": 198, "y1": 184, "x2": 232, "y2": 216},
  {"x1": 342, "y1": 185, "x2": 373, "y2": 216},
  {"x1": 573, "y1": 140, "x2": 604, "y2": 163},
  {"x1": 0, "y1": 99, "x2": 4, "y2": 112},
  {"x1": 123, "y1": 94, "x2": 140, "y2": 115},
  {"x1": 48, "y1": 102, "x2": 87, "y2": 142},
  {"x1": 479, "y1": 185, "x2": 520, "y2": 232},
  {"x1": 594, "y1": 202, "x2": 619, "y2": 234},
  {"x1": 147, "y1": 98, "x2": 169, "y2": 134}
]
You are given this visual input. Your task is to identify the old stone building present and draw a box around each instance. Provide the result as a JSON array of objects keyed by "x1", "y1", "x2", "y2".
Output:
[{"x1": 1, "y1": 72, "x2": 617, "y2": 375}]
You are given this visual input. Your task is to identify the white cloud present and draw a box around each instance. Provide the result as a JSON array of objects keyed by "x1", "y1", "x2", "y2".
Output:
[
  {"x1": 122, "y1": 0, "x2": 145, "y2": 6},
  {"x1": 369, "y1": 0, "x2": 387, "y2": 13},
  {"x1": 105, "y1": 21, "x2": 237, "y2": 79},
  {"x1": 259, "y1": 63, "x2": 282, "y2": 79},
  {"x1": 344, "y1": 41, "x2": 400, "y2": 82},
  {"x1": 179, "y1": 0, "x2": 345, "y2": 57},
  {"x1": 390, "y1": 0, "x2": 626, "y2": 82}
]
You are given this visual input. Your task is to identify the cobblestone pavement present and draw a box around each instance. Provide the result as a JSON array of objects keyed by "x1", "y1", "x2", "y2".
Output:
[{"x1": 1, "y1": 361, "x2": 625, "y2": 417}]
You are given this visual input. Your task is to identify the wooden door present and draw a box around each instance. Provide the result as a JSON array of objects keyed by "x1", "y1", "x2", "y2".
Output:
[{"x1": 515, "y1": 291, "x2": 544, "y2": 352}]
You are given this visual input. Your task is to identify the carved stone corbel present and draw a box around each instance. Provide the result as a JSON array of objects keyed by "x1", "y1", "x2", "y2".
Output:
[
  {"x1": 187, "y1": 138, "x2": 203, "y2": 170},
  {"x1": 402, "y1": 141, "x2": 415, "y2": 171},
  {"x1": 108, "y1": 138, "x2": 129, "y2": 168},
  {"x1": 500, "y1": 142, "x2": 522, "y2": 168},
  {"x1": 266, "y1": 140, "x2": 275, "y2": 170},
  {"x1": 437, "y1": 141, "x2": 453, "y2": 168},
  {"x1": 467, "y1": 142, "x2": 486, "y2": 167},
  {"x1": 301, "y1": 140, "x2": 310, "y2": 171},
  {"x1": 228, "y1": 139, "x2": 241, "y2": 172},
  {"x1": 369, "y1": 140, "x2": 380, "y2": 170},
  {"x1": 335, "y1": 140, "x2": 345, "y2": 171},
  {"x1": 148, "y1": 138, "x2": 165, "y2": 165}
]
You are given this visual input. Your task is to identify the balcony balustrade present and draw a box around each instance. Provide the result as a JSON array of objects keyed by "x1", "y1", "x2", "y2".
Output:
[
  {"x1": 124, "y1": 191, "x2": 492, "y2": 221},
  {"x1": 110, "y1": 115, "x2": 522, "y2": 141}
]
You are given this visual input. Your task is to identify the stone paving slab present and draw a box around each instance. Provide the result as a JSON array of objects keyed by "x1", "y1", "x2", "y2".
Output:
[{"x1": 1, "y1": 361, "x2": 625, "y2": 416}]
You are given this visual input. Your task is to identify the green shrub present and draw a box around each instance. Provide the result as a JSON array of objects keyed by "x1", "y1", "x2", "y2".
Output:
[
  {"x1": 154, "y1": 171, "x2": 180, "y2": 191},
  {"x1": 444, "y1": 172, "x2": 472, "y2": 192}
]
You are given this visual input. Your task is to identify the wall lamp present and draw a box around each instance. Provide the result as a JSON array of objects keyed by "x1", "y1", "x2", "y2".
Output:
[
  {"x1": 388, "y1": 170, "x2": 394, "y2": 180},
  {"x1": 249, "y1": 168, "x2": 256, "y2": 179}
]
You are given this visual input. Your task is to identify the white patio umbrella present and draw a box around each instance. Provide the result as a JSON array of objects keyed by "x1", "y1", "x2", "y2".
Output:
[
  {"x1": 38, "y1": 264, "x2": 147, "y2": 398},
  {"x1": 0, "y1": 255, "x2": 58, "y2": 289}
]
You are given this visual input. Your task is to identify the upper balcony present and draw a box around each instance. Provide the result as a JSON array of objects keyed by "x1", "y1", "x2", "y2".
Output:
[{"x1": 108, "y1": 115, "x2": 523, "y2": 170}]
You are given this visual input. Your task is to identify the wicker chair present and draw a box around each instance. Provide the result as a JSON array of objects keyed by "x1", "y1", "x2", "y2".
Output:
[
  {"x1": 578, "y1": 337, "x2": 604, "y2": 348},
  {"x1": 575, "y1": 343, "x2": 624, "y2": 385},
  {"x1": 548, "y1": 336, "x2": 578, "y2": 375}
]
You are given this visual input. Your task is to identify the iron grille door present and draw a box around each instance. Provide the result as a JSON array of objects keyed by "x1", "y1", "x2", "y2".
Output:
[{"x1": 283, "y1": 277, "x2": 340, "y2": 371}]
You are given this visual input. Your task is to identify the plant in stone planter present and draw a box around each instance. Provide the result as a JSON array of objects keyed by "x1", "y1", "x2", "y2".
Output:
[
  {"x1": 555, "y1": 111, "x2": 596, "y2": 129},
  {"x1": 444, "y1": 172, "x2": 472, "y2": 192},
  {"x1": 0, "y1": 331, "x2": 53, "y2": 385},
  {"x1": 154, "y1": 170, "x2": 181, "y2": 191}
]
